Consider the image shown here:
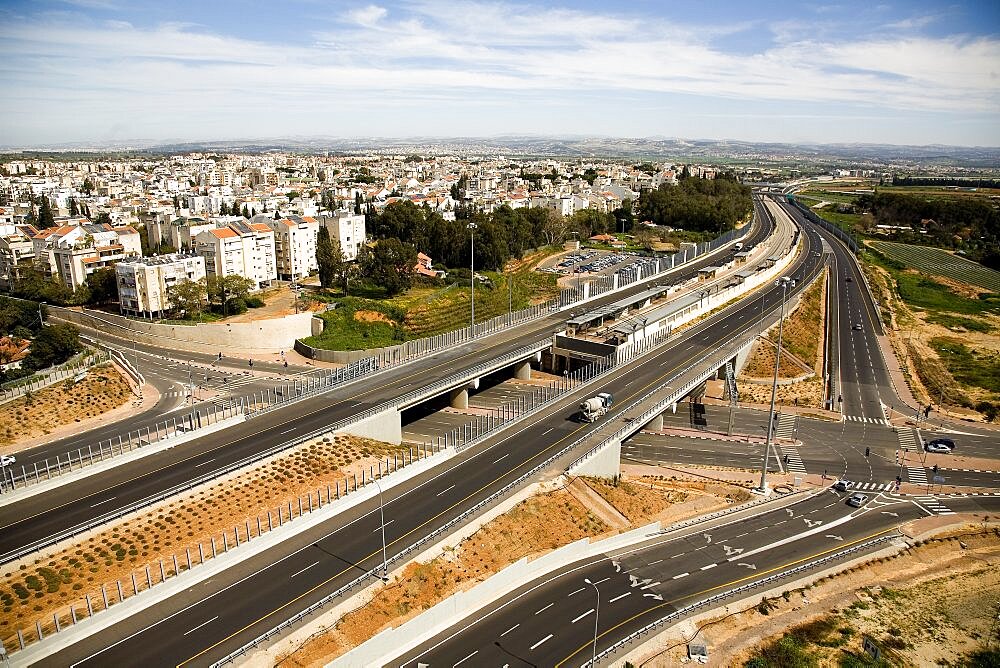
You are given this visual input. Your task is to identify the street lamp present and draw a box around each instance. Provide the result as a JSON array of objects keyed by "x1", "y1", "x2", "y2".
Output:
[
  {"x1": 373, "y1": 477, "x2": 388, "y2": 580},
  {"x1": 755, "y1": 276, "x2": 794, "y2": 495},
  {"x1": 468, "y1": 221, "x2": 478, "y2": 336},
  {"x1": 584, "y1": 578, "x2": 600, "y2": 667}
]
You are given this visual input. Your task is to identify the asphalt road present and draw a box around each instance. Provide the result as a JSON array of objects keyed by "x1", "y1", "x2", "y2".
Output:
[
  {"x1": 0, "y1": 203, "x2": 778, "y2": 558},
  {"x1": 32, "y1": 202, "x2": 823, "y2": 666},
  {"x1": 397, "y1": 491, "x2": 1000, "y2": 667}
]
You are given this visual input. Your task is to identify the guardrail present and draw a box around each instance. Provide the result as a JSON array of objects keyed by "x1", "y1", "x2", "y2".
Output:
[
  {"x1": 583, "y1": 533, "x2": 899, "y2": 667},
  {"x1": 0, "y1": 348, "x2": 110, "y2": 406}
]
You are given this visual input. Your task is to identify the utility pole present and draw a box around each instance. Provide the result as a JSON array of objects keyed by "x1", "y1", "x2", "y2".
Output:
[
  {"x1": 468, "y1": 221, "x2": 477, "y2": 336},
  {"x1": 755, "y1": 276, "x2": 794, "y2": 495}
]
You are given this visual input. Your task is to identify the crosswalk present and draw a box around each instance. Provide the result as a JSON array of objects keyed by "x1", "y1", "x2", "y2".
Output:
[
  {"x1": 774, "y1": 413, "x2": 797, "y2": 440},
  {"x1": 907, "y1": 465, "x2": 928, "y2": 485},
  {"x1": 851, "y1": 481, "x2": 894, "y2": 491},
  {"x1": 913, "y1": 495, "x2": 955, "y2": 515},
  {"x1": 845, "y1": 415, "x2": 890, "y2": 425},
  {"x1": 897, "y1": 427, "x2": 919, "y2": 452},
  {"x1": 779, "y1": 446, "x2": 807, "y2": 475}
]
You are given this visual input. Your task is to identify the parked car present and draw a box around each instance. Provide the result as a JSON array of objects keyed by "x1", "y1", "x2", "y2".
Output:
[
  {"x1": 846, "y1": 493, "x2": 869, "y2": 508},
  {"x1": 927, "y1": 437, "x2": 955, "y2": 450},
  {"x1": 924, "y1": 442, "x2": 951, "y2": 454},
  {"x1": 833, "y1": 479, "x2": 852, "y2": 492},
  {"x1": 0, "y1": 454, "x2": 14, "y2": 467}
]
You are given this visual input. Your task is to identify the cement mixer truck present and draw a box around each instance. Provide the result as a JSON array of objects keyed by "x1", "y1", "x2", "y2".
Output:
[{"x1": 579, "y1": 392, "x2": 614, "y2": 422}]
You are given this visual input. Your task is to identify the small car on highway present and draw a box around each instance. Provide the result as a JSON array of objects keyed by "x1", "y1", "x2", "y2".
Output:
[
  {"x1": 833, "y1": 479, "x2": 852, "y2": 492},
  {"x1": 924, "y1": 442, "x2": 952, "y2": 454},
  {"x1": 846, "y1": 493, "x2": 869, "y2": 507},
  {"x1": 927, "y1": 437, "x2": 955, "y2": 451},
  {"x1": 852, "y1": 323, "x2": 863, "y2": 330},
  {"x1": 0, "y1": 454, "x2": 14, "y2": 467}
]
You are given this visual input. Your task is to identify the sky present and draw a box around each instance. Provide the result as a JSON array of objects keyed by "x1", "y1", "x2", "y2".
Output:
[{"x1": 1, "y1": 0, "x2": 998, "y2": 148}]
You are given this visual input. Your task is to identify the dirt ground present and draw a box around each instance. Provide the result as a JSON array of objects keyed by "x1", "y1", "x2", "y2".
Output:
[
  {"x1": 632, "y1": 525, "x2": 1000, "y2": 667},
  {"x1": 0, "y1": 434, "x2": 410, "y2": 647},
  {"x1": 0, "y1": 364, "x2": 133, "y2": 449},
  {"x1": 276, "y1": 475, "x2": 749, "y2": 667}
]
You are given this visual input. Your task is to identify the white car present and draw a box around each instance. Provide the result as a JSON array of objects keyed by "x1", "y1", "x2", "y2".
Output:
[
  {"x1": 0, "y1": 454, "x2": 15, "y2": 467},
  {"x1": 924, "y1": 442, "x2": 951, "y2": 454}
]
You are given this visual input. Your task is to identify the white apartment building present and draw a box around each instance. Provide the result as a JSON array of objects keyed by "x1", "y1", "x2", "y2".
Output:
[
  {"x1": 116, "y1": 253, "x2": 206, "y2": 317},
  {"x1": 262, "y1": 215, "x2": 318, "y2": 281},
  {"x1": 37, "y1": 223, "x2": 142, "y2": 291},
  {"x1": 0, "y1": 223, "x2": 38, "y2": 290},
  {"x1": 194, "y1": 221, "x2": 276, "y2": 290},
  {"x1": 319, "y1": 210, "x2": 366, "y2": 261}
]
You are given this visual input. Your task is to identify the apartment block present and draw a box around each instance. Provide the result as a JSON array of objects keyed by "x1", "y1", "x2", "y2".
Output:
[
  {"x1": 262, "y1": 215, "x2": 318, "y2": 280},
  {"x1": 319, "y1": 210, "x2": 366, "y2": 261},
  {"x1": 116, "y1": 253, "x2": 207, "y2": 316},
  {"x1": 194, "y1": 221, "x2": 276, "y2": 290}
]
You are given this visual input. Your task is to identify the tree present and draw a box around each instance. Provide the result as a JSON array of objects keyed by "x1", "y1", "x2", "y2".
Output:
[
  {"x1": 23, "y1": 323, "x2": 82, "y2": 371},
  {"x1": 316, "y1": 226, "x2": 340, "y2": 289},
  {"x1": 167, "y1": 278, "x2": 208, "y2": 319},
  {"x1": 82, "y1": 178, "x2": 95, "y2": 194},
  {"x1": 359, "y1": 238, "x2": 417, "y2": 297},
  {"x1": 206, "y1": 274, "x2": 255, "y2": 316},
  {"x1": 85, "y1": 267, "x2": 118, "y2": 306},
  {"x1": 93, "y1": 212, "x2": 112, "y2": 226},
  {"x1": 69, "y1": 197, "x2": 79, "y2": 217},
  {"x1": 354, "y1": 192, "x2": 364, "y2": 214},
  {"x1": 541, "y1": 209, "x2": 569, "y2": 246},
  {"x1": 241, "y1": 205, "x2": 250, "y2": 219}
]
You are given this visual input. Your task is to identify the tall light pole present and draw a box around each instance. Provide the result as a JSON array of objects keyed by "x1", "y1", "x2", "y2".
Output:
[
  {"x1": 584, "y1": 578, "x2": 600, "y2": 667},
  {"x1": 38, "y1": 301, "x2": 46, "y2": 327},
  {"x1": 373, "y1": 477, "x2": 388, "y2": 580},
  {"x1": 468, "y1": 221, "x2": 477, "y2": 336},
  {"x1": 755, "y1": 276, "x2": 794, "y2": 495}
]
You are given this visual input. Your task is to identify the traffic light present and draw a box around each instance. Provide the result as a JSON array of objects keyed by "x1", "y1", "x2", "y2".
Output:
[{"x1": 933, "y1": 464, "x2": 938, "y2": 474}]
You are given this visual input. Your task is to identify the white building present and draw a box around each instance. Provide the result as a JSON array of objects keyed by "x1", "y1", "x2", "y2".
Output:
[
  {"x1": 39, "y1": 223, "x2": 142, "y2": 291},
  {"x1": 116, "y1": 253, "x2": 206, "y2": 316},
  {"x1": 194, "y1": 221, "x2": 276, "y2": 290},
  {"x1": 0, "y1": 223, "x2": 38, "y2": 290},
  {"x1": 319, "y1": 210, "x2": 366, "y2": 261},
  {"x1": 263, "y1": 215, "x2": 318, "y2": 280}
]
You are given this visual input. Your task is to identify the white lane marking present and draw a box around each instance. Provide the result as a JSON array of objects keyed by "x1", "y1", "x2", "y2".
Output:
[
  {"x1": 700, "y1": 563, "x2": 718, "y2": 571},
  {"x1": 568, "y1": 587, "x2": 585, "y2": 597},
  {"x1": 672, "y1": 572, "x2": 690, "y2": 579},
  {"x1": 454, "y1": 650, "x2": 478, "y2": 667},
  {"x1": 542, "y1": 428, "x2": 554, "y2": 436},
  {"x1": 436, "y1": 484, "x2": 456, "y2": 497},
  {"x1": 530, "y1": 634, "x2": 553, "y2": 650},
  {"x1": 572, "y1": 609, "x2": 594, "y2": 623},
  {"x1": 648, "y1": 559, "x2": 663, "y2": 566},
  {"x1": 535, "y1": 603, "x2": 554, "y2": 615},
  {"x1": 194, "y1": 458, "x2": 216, "y2": 468},
  {"x1": 182, "y1": 616, "x2": 218, "y2": 636},
  {"x1": 372, "y1": 519, "x2": 394, "y2": 533},
  {"x1": 609, "y1": 592, "x2": 631, "y2": 603},
  {"x1": 500, "y1": 623, "x2": 519, "y2": 637},
  {"x1": 591, "y1": 577, "x2": 610, "y2": 585},
  {"x1": 671, "y1": 553, "x2": 685, "y2": 558},
  {"x1": 90, "y1": 496, "x2": 116, "y2": 508},
  {"x1": 290, "y1": 561, "x2": 320, "y2": 578},
  {"x1": 493, "y1": 454, "x2": 509, "y2": 464},
  {"x1": 280, "y1": 428, "x2": 295, "y2": 434}
]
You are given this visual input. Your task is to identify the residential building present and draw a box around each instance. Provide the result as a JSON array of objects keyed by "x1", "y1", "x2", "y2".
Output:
[
  {"x1": 0, "y1": 223, "x2": 38, "y2": 289},
  {"x1": 194, "y1": 221, "x2": 276, "y2": 290},
  {"x1": 42, "y1": 223, "x2": 142, "y2": 291},
  {"x1": 319, "y1": 210, "x2": 366, "y2": 261},
  {"x1": 262, "y1": 215, "x2": 318, "y2": 280},
  {"x1": 116, "y1": 253, "x2": 207, "y2": 317}
]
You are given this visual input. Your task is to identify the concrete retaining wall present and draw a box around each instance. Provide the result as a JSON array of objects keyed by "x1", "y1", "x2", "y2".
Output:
[{"x1": 50, "y1": 306, "x2": 313, "y2": 354}]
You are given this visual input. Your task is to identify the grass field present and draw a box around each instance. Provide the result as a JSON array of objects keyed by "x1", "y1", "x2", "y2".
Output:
[{"x1": 868, "y1": 240, "x2": 1000, "y2": 292}]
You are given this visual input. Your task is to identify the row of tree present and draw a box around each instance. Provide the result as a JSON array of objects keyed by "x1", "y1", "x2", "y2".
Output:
[
  {"x1": 637, "y1": 174, "x2": 752, "y2": 234},
  {"x1": 0, "y1": 296, "x2": 83, "y2": 382}
]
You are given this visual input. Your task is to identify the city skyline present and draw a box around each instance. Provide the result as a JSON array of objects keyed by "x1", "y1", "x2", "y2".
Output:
[{"x1": 1, "y1": 0, "x2": 999, "y2": 148}]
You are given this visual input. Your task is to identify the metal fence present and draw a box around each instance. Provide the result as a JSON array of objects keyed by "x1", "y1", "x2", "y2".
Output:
[
  {"x1": 0, "y1": 348, "x2": 110, "y2": 406},
  {"x1": 786, "y1": 196, "x2": 860, "y2": 253}
]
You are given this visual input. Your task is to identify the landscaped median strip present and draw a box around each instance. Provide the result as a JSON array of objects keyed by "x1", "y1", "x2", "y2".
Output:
[{"x1": 2, "y1": 435, "x2": 452, "y2": 663}]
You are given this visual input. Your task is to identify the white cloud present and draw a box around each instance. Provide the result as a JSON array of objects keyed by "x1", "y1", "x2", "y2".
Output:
[{"x1": 0, "y1": 1, "x2": 997, "y2": 144}]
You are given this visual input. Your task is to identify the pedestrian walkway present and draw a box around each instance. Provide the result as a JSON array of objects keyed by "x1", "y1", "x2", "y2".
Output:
[
  {"x1": 845, "y1": 414, "x2": 889, "y2": 425},
  {"x1": 774, "y1": 413, "x2": 797, "y2": 440},
  {"x1": 907, "y1": 465, "x2": 928, "y2": 485},
  {"x1": 779, "y1": 446, "x2": 807, "y2": 475},
  {"x1": 896, "y1": 427, "x2": 919, "y2": 452},
  {"x1": 913, "y1": 494, "x2": 955, "y2": 515},
  {"x1": 852, "y1": 481, "x2": 893, "y2": 491}
]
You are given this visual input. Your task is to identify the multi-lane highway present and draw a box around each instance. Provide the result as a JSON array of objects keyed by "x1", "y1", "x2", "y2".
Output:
[
  {"x1": 0, "y1": 204, "x2": 776, "y2": 559},
  {"x1": 27, "y1": 200, "x2": 821, "y2": 666}
]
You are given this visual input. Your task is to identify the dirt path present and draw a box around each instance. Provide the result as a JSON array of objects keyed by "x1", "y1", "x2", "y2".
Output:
[{"x1": 566, "y1": 477, "x2": 630, "y2": 529}]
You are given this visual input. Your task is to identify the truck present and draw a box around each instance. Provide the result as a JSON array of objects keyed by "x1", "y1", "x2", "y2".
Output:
[{"x1": 579, "y1": 392, "x2": 614, "y2": 422}]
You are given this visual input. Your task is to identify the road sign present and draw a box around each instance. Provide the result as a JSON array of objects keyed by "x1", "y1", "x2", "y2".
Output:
[{"x1": 862, "y1": 635, "x2": 882, "y2": 660}]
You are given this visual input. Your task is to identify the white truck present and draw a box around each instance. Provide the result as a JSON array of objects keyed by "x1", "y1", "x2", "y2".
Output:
[{"x1": 579, "y1": 392, "x2": 614, "y2": 422}]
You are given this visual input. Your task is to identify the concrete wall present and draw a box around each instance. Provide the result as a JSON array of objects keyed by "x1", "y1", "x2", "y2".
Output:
[
  {"x1": 50, "y1": 306, "x2": 313, "y2": 354},
  {"x1": 568, "y1": 438, "x2": 621, "y2": 478},
  {"x1": 337, "y1": 408, "x2": 402, "y2": 445}
]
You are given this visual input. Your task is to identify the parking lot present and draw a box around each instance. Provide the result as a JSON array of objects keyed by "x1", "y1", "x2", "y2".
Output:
[{"x1": 538, "y1": 249, "x2": 658, "y2": 279}]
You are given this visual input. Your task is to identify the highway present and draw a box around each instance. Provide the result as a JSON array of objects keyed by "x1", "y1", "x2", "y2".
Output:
[
  {"x1": 32, "y1": 201, "x2": 820, "y2": 666},
  {"x1": 0, "y1": 203, "x2": 775, "y2": 558},
  {"x1": 397, "y1": 491, "x2": 1000, "y2": 668}
]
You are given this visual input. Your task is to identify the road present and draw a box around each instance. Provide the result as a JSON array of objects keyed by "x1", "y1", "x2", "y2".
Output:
[
  {"x1": 0, "y1": 204, "x2": 776, "y2": 559},
  {"x1": 34, "y1": 202, "x2": 820, "y2": 666},
  {"x1": 397, "y1": 491, "x2": 1000, "y2": 668}
]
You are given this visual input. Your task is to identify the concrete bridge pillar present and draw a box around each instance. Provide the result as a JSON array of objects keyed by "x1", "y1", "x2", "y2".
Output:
[
  {"x1": 514, "y1": 360, "x2": 531, "y2": 381},
  {"x1": 449, "y1": 388, "x2": 469, "y2": 409},
  {"x1": 644, "y1": 412, "x2": 664, "y2": 431}
]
